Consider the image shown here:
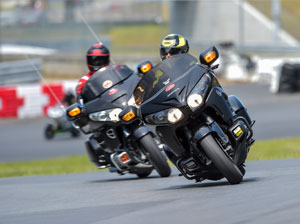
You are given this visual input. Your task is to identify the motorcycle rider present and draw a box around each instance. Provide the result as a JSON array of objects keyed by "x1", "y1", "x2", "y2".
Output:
[
  {"x1": 135, "y1": 34, "x2": 190, "y2": 105},
  {"x1": 154, "y1": 33, "x2": 191, "y2": 164},
  {"x1": 159, "y1": 34, "x2": 247, "y2": 175},
  {"x1": 74, "y1": 43, "x2": 110, "y2": 166},
  {"x1": 76, "y1": 42, "x2": 110, "y2": 103},
  {"x1": 160, "y1": 33, "x2": 189, "y2": 61}
]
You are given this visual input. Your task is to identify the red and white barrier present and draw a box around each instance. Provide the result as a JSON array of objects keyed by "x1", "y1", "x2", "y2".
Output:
[{"x1": 0, "y1": 81, "x2": 77, "y2": 119}]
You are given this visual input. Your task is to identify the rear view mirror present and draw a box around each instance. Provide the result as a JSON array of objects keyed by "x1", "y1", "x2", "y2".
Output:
[
  {"x1": 66, "y1": 103, "x2": 84, "y2": 120},
  {"x1": 199, "y1": 46, "x2": 219, "y2": 67},
  {"x1": 137, "y1": 60, "x2": 153, "y2": 74}
]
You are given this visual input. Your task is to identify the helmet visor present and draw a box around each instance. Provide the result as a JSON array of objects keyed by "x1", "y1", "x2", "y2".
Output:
[
  {"x1": 87, "y1": 56, "x2": 109, "y2": 66},
  {"x1": 160, "y1": 47, "x2": 184, "y2": 59}
]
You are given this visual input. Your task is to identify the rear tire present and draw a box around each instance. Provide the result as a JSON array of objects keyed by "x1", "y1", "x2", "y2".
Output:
[
  {"x1": 139, "y1": 134, "x2": 171, "y2": 178},
  {"x1": 45, "y1": 124, "x2": 55, "y2": 140},
  {"x1": 200, "y1": 134, "x2": 243, "y2": 184}
]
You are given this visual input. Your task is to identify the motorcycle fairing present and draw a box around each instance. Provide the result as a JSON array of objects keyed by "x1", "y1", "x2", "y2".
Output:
[
  {"x1": 138, "y1": 57, "x2": 209, "y2": 116},
  {"x1": 156, "y1": 126, "x2": 186, "y2": 156},
  {"x1": 228, "y1": 95, "x2": 252, "y2": 124},
  {"x1": 229, "y1": 119, "x2": 249, "y2": 165},
  {"x1": 204, "y1": 86, "x2": 235, "y2": 124},
  {"x1": 135, "y1": 54, "x2": 198, "y2": 105},
  {"x1": 84, "y1": 74, "x2": 140, "y2": 114},
  {"x1": 82, "y1": 64, "x2": 134, "y2": 102}
]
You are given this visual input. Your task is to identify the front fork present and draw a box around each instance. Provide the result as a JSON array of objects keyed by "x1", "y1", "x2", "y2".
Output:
[
  {"x1": 119, "y1": 125, "x2": 155, "y2": 163},
  {"x1": 192, "y1": 114, "x2": 230, "y2": 149},
  {"x1": 192, "y1": 114, "x2": 251, "y2": 166}
]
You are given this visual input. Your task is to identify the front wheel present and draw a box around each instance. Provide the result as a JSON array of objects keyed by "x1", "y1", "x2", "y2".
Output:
[
  {"x1": 136, "y1": 170, "x2": 152, "y2": 178},
  {"x1": 139, "y1": 134, "x2": 171, "y2": 178},
  {"x1": 44, "y1": 124, "x2": 55, "y2": 140},
  {"x1": 70, "y1": 127, "x2": 81, "y2": 138},
  {"x1": 200, "y1": 134, "x2": 243, "y2": 184}
]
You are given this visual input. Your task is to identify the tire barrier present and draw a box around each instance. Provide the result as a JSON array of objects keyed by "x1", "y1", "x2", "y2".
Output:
[
  {"x1": 0, "y1": 81, "x2": 77, "y2": 119},
  {"x1": 278, "y1": 63, "x2": 300, "y2": 93}
]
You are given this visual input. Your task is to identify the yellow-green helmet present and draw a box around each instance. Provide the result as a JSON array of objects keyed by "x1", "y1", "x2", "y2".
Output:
[{"x1": 160, "y1": 34, "x2": 189, "y2": 60}]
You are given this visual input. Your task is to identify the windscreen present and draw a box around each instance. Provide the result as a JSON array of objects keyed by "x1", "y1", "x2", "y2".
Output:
[
  {"x1": 134, "y1": 53, "x2": 197, "y2": 105},
  {"x1": 82, "y1": 64, "x2": 134, "y2": 102}
]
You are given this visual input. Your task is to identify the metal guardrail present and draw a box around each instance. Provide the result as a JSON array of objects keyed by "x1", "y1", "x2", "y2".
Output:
[{"x1": 0, "y1": 59, "x2": 42, "y2": 86}]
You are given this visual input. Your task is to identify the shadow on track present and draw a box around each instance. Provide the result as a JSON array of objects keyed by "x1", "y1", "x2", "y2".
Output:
[
  {"x1": 88, "y1": 173, "x2": 178, "y2": 184},
  {"x1": 161, "y1": 177, "x2": 261, "y2": 190}
]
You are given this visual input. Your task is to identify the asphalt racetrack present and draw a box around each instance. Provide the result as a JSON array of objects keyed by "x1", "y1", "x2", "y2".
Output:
[
  {"x1": 1, "y1": 83, "x2": 300, "y2": 223},
  {"x1": 0, "y1": 117, "x2": 87, "y2": 162},
  {"x1": 1, "y1": 159, "x2": 300, "y2": 224},
  {"x1": 1, "y1": 83, "x2": 300, "y2": 162}
]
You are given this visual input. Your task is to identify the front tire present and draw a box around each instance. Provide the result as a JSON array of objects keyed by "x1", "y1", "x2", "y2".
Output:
[
  {"x1": 44, "y1": 124, "x2": 55, "y2": 140},
  {"x1": 136, "y1": 170, "x2": 152, "y2": 178},
  {"x1": 139, "y1": 134, "x2": 171, "y2": 178},
  {"x1": 200, "y1": 134, "x2": 243, "y2": 184},
  {"x1": 70, "y1": 127, "x2": 80, "y2": 138}
]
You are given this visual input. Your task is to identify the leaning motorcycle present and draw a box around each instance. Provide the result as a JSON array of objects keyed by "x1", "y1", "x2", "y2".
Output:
[
  {"x1": 134, "y1": 47, "x2": 255, "y2": 184},
  {"x1": 66, "y1": 64, "x2": 171, "y2": 178},
  {"x1": 44, "y1": 103, "x2": 80, "y2": 140}
]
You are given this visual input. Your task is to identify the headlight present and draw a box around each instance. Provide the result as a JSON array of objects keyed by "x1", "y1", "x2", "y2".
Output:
[
  {"x1": 145, "y1": 108, "x2": 184, "y2": 125},
  {"x1": 187, "y1": 94, "x2": 203, "y2": 109},
  {"x1": 89, "y1": 108, "x2": 122, "y2": 122},
  {"x1": 187, "y1": 73, "x2": 211, "y2": 110},
  {"x1": 167, "y1": 108, "x2": 183, "y2": 124}
]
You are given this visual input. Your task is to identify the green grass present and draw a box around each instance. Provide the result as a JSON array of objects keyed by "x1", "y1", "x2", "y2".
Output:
[
  {"x1": 1, "y1": 137, "x2": 300, "y2": 178},
  {"x1": 109, "y1": 24, "x2": 168, "y2": 47},
  {"x1": 108, "y1": 23, "x2": 168, "y2": 55},
  {"x1": 247, "y1": 137, "x2": 300, "y2": 161},
  {"x1": 0, "y1": 155, "x2": 98, "y2": 178}
]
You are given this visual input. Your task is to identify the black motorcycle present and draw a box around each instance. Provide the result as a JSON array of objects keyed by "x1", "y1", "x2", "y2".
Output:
[
  {"x1": 134, "y1": 47, "x2": 255, "y2": 184},
  {"x1": 66, "y1": 64, "x2": 171, "y2": 178}
]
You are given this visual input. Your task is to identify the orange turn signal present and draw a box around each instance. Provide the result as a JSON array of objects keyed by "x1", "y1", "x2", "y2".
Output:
[
  {"x1": 120, "y1": 153, "x2": 130, "y2": 163},
  {"x1": 122, "y1": 110, "x2": 136, "y2": 122},
  {"x1": 204, "y1": 51, "x2": 216, "y2": 63},
  {"x1": 68, "y1": 107, "x2": 81, "y2": 117},
  {"x1": 140, "y1": 63, "x2": 152, "y2": 74}
]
